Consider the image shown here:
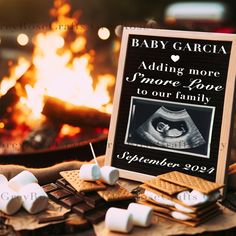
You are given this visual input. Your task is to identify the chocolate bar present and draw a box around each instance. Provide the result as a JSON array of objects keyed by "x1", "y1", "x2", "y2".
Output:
[
  {"x1": 38, "y1": 213, "x2": 66, "y2": 224},
  {"x1": 43, "y1": 178, "x2": 135, "y2": 225}
]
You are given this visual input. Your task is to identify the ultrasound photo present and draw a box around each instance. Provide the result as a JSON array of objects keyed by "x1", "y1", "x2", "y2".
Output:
[{"x1": 125, "y1": 97, "x2": 215, "y2": 158}]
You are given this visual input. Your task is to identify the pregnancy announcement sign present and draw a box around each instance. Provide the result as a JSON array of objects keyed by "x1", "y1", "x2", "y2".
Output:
[{"x1": 106, "y1": 28, "x2": 236, "y2": 186}]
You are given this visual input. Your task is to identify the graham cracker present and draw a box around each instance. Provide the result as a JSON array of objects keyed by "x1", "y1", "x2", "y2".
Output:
[
  {"x1": 60, "y1": 170, "x2": 106, "y2": 192},
  {"x1": 137, "y1": 199, "x2": 171, "y2": 215},
  {"x1": 154, "y1": 210, "x2": 221, "y2": 227},
  {"x1": 159, "y1": 171, "x2": 223, "y2": 194},
  {"x1": 97, "y1": 184, "x2": 136, "y2": 202},
  {"x1": 141, "y1": 184, "x2": 215, "y2": 211},
  {"x1": 139, "y1": 194, "x2": 219, "y2": 217},
  {"x1": 145, "y1": 177, "x2": 188, "y2": 195},
  {"x1": 139, "y1": 199, "x2": 221, "y2": 227}
]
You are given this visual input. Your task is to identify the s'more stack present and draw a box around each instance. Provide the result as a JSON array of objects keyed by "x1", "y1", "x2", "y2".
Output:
[{"x1": 138, "y1": 171, "x2": 223, "y2": 226}]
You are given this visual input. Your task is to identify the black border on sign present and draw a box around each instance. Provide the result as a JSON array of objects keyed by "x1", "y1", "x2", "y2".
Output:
[{"x1": 105, "y1": 28, "x2": 236, "y2": 192}]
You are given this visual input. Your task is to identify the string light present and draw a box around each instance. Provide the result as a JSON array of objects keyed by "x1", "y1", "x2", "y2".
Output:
[
  {"x1": 98, "y1": 27, "x2": 110, "y2": 40},
  {"x1": 17, "y1": 33, "x2": 29, "y2": 46}
]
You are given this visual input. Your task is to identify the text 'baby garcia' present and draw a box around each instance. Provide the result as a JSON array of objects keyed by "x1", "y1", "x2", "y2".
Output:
[{"x1": 131, "y1": 38, "x2": 228, "y2": 54}]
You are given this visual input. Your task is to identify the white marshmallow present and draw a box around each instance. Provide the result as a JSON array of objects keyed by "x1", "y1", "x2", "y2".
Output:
[
  {"x1": 0, "y1": 174, "x2": 8, "y2": 185},
  {"x1": 0, "y1": 185, "x2": 22, "y2": 215},
  {"x1": 8, "y1": 171, "x2": 38, "y2": 192},
  {"x1": 190, "y1": 190, "x2": 209, "y2": 205},
  {"x1": 144, "y1": 190, "x2": 175, "y2": 206},
  {"x1": 174, "y1": 203, "x2": 194, "y2": 213},
  {"x1": 105, "y1": 207, "x2": 133, "y2": 233},
  {"x1": 176, "y1": 191, "x2": 192, "y2": 203},
  {"x1": 177, "y1": 190, "x2": 209, "y2": 206},
  {"x1": 79, "y1": 164, "x2": 101, "y2": 181},
  {"x1": 127, "y1": 203, "x2": 153, "y2": 227},
  {"x1": 171, "y1": 211, "x2": 192, "y2": 221},
  {"x1": 100, "y1": 166, "x2": 119, "y2": 185},
  {"x1": 19, "y1": 183, "x2": 48, "y2": 214}
]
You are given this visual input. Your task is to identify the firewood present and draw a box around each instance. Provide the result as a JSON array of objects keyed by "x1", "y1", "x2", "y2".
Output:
[
  {"x1": 22, "y1": 120, "x2": 61, "y2": 152},
  {"x1": 42, "y1": 96, "x2": 110, "y2": 128},
  {"x1": 0, "y1": 87, "x2": 19, "y2": 117},
  {"x1": 0, "y1": 64, "x2": 33, "y2": 117}
]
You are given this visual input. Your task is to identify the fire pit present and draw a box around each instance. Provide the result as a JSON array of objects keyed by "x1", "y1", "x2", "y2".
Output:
[
  {"x1": 0, "y1": 134, "x2": 107, "y2": 167},
  {"x1": 0, "y1": 0, "x2": 115, "y2": 166}
]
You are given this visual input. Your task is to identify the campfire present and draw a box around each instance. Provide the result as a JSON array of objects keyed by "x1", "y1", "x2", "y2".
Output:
[{"x1": 0, "y1": 0, "x2": 115, "y2": 154}]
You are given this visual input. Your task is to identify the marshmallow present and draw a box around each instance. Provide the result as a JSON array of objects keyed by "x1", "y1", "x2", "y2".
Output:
[
  {"x1": 144, "y1": 190, "x2": 175, "y2": 206},
  {"x1": 127, "y1": 203, "x2": 153, "y2": 227},
  {"x1": 177, "y1": 190, "x2": 209, "y2": 206},
  {"x1": 19, "y1": 183, "x2": 48, "y2": 214},
  {"x1": 171, "y1": 211, "x2": 192, "y2": 221},
  {"x1": 0, "y1": 185, "x2": 22, "y2": 215},
  {"x1": 100, "y1": 166, "x2": 119, "y2": 185},
  {"x1": 174, "y1": 203, "x2": 194, "y2": 213},
  {"x1": 79, "y1": 164, "x2": 101, "y2": 181},
  {"x1": 105, "y1": 207, "x2": 133, "y2": 233},
  {"x1": 8, "y1": 171, "x2": 38, "y2": 192},
  {"x1": 190, "y1": 190, "x2": 209, "y2": 205},
  {"x1": 0, "y1": 174, "x2": 8, "y2": 185},
  {"x1": 176, "y1": 191, "x2": 192, "y2": 204}
]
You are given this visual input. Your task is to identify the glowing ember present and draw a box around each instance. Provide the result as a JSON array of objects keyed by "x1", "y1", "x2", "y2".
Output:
[{"x1": 59, "y1": 124, "x2": 81, "y2": 137}]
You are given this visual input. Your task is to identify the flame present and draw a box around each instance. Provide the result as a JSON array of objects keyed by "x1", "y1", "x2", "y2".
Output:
[
  {"x1": 17, "y1": 0, "x2": 114, "y2": 120},
  {"x1": 0, "y1": 58, "x2": 30, "y2": 96}
]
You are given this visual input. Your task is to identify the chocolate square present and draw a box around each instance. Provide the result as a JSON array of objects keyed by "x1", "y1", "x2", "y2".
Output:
[
  {"x1": 61, "y1": 195, "x2": 83, "y2": 208},
  {"x1": 49, "y1": 189, "x2": 72, "y2": 200},
  {"x1": 72, "y1": 203, "x2": 94, "y2": 215},
  {"x1": 83, "y1": 192, "x2": 105, "y2": 207},
  {"x1": 56, "y1": 178, "x2": 68, "y2": 187},
  {"x1": 42, "y1": 183, "x2": 59, "y2": 193},
  {"x1": 65, "y1": 184, "x2": 77, "y2": 194},
  {"x1": 85, "y1": 208, "x2": 108, "y2": 224}
]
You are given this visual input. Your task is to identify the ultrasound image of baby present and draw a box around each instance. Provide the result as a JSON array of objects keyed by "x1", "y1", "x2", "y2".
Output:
[
  {"x1": 152, "y1": 118, "x2": 188, "y2": 138},
  {"x1": 136, "y1": 106, "x2": 205, "y2": 150}
]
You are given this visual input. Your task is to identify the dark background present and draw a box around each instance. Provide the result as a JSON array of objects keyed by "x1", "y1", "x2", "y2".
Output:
[
  {"x1": 0, "y1": 0, "x2": 234, "y2": 68},
  {"x1": 0, "y1": 0, "x2": 235, "y2": 75},
  {"x1": 0, "y1": 0, "x2": 235, "y2": 27}
]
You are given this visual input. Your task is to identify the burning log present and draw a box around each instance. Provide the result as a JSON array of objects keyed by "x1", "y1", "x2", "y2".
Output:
[
  {"x1": 0, "y1": 87, "x2": 19, "y2": 117},
  {"x1": 22, "y1": 120, "x2": 62, "y2": 152},
  {"x1": 0, "y1": 64, "x2": 33, "y2": 117},
  {"x1": 42, "y1": 96, "x2": 111, "y2": 128}
]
